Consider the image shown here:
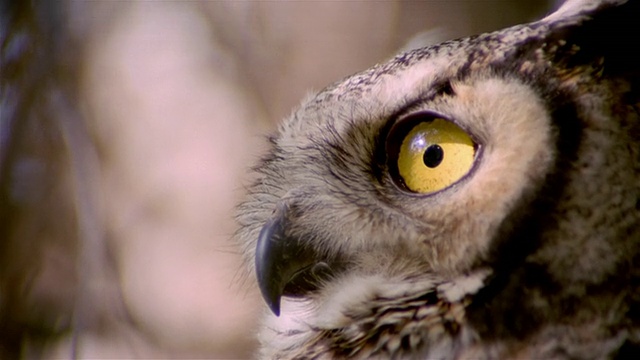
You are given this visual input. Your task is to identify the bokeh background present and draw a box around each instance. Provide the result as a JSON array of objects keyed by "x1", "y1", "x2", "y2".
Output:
[{"x1": 2, "y1": 1, "x2": 555, "y2": 358}]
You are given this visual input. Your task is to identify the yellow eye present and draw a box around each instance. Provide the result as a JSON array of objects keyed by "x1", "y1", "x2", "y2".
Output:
[{"x1": 387, "y1": 113, "x2": 476, "y2": 194}]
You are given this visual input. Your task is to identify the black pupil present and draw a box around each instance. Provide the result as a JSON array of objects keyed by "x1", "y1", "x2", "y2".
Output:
[{"x1": 423, "y1": 144, "x2": 444, "y2": 168}]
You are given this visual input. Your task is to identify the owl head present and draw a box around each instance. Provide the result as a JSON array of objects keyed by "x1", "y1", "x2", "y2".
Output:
[{"x1": 236, "y1": 0, "x2": 639, "y2": 356}]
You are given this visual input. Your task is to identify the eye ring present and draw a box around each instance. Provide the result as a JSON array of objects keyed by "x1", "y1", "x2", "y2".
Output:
[{"x1": 385, "y1": 111, "x2": 479, "y2": 195}]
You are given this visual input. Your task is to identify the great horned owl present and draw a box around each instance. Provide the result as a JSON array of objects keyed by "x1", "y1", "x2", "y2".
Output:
[{"x1": 236, "y1": 0, "x2": 640, "y2": 358}]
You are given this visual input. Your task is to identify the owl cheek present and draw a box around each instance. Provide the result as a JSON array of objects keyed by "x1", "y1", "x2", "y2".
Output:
[
  {"x1": 412, "y1": 215, "x2": 488, "y2": 272},
  {"x1": 409, "y1": 179, "x2": 530, "y2": 273}
]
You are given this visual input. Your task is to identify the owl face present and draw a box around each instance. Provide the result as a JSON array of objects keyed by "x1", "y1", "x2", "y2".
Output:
[
  {"x1": 236, "y1": 0, "x2": 640, "y2": 350},
  {"x1": 259, "y1": 76, "x2": 555, "y2": 276}
]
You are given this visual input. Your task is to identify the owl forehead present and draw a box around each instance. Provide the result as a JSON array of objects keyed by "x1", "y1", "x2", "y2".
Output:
[
  {"x1": 317, "y1": 23, "x2": 561, "y2": 102},
  {"x1": 274, "y1": 26, "x2": 565, "y2": 162},
  {"x1": 278, "y1": 18, "x2": 574, "y2": 144}
]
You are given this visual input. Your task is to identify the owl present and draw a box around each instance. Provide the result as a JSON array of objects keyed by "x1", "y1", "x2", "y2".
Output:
[{"x1": 236, "y1": 0, "x2": 640, "y2": 358}]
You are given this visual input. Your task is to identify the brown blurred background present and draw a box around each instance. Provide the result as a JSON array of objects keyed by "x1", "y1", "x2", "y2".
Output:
[{"x1": 2, "y1": 1, "x2": 554, "y2": 359}]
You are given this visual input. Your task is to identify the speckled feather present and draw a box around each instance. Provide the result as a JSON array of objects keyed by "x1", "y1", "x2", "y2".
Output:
[{"x1": 236, "y1": 0, "x2": 640, "y2": 358}]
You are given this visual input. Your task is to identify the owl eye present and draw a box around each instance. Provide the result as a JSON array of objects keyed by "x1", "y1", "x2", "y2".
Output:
[{"x1": 386, "y1": 112, "x2": 477, "y2": 194}]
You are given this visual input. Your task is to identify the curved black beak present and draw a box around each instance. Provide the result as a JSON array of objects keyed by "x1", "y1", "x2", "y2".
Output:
[{"x1": 255, "y1": 207, "x2": 333, "y2": 316}]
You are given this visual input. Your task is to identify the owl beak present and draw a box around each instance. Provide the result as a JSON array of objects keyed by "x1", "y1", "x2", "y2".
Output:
[{"x1": 255, "y1": 207, "x2": 333, "y2": 316}]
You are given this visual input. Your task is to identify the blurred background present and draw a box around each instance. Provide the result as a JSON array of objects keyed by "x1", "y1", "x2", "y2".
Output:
[{"x1": 1, "y1": 1, "x2": 554, "y2": 358}]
